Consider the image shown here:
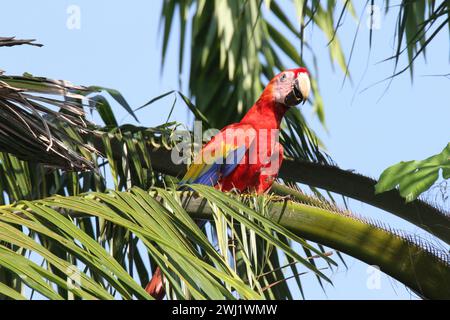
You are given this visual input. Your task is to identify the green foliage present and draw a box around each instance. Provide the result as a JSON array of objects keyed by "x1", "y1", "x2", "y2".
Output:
[
  {"x1": 375, "y1": 143, "x2": 450, "y2": 202},
  {"x1": 374, "y1": 0, "x2": 450, "y2": 206},
  {"x1": 87, "y1": 86, "x2": 139, "y2": 123},
  {"x1": 0, "y1": 187, "x2": 339, "y2": 300},
  {"x1": 0, "y1": 185, "x2": 448, "y2": 300},
  {"x1": 385, "y1": 0, "x2": 450, "y2": 78},
  {"x1": 1, "y1": 0, "x2": 450, "y2": 300}
]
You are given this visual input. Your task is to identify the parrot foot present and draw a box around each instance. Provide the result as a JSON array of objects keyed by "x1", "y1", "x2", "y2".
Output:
[{"x1": 266, "y1": 194, "x2": 293, "y2": 202}]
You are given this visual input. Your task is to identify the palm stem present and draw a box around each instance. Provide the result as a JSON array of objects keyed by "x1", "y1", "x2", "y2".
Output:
[{"x1": 181, "y1": 194, "x2": 450, "y2": 299}]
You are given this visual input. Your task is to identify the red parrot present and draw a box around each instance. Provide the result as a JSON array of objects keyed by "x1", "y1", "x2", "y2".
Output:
[{"x1": 146, "y1": 67, "x2": 311, "y2": 298}]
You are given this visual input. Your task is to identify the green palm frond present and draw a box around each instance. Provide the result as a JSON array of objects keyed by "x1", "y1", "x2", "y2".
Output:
[
  {"x1": 0, "y1": 186, "x2": 448, "y2": 300},
  {"x1": 385, "y1": 0, "x2": 450, "y2": 78},
  {"x1": 0, "y1": 187, "x2": 333, "y2": 300}
]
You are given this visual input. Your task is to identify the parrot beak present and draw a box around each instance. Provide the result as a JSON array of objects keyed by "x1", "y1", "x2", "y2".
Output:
[
  {"x1": 284, "y1": 72, "x2": 311, "y2": 106},
  {"x1": 294, "y1": 72, "x2": 311, "y2": 105}
]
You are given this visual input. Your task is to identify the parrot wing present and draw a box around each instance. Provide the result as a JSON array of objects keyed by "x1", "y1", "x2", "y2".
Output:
[{"x1": 180, "y1": 124, "x2": 256, "y2": 186}]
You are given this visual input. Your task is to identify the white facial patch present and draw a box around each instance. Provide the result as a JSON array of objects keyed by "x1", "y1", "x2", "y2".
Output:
[{"x1": 273, "y1": 71, "x2": 295, "y2": 104}]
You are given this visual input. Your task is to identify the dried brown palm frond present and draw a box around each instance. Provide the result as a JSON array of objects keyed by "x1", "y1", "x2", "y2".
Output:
[
  {"x1": 0, "y1": 36, "x2": 42, "y2": 48},
  {"x1": 0, "y1": 74, "x2": 98, "y2": 170}
]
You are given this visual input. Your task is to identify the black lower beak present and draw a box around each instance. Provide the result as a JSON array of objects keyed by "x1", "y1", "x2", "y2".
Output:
[
  {"x1": 293, "y1": 79, "x2": 304, "y2": 102},
  {"x1": 284, "y1": 78, "x2": 304, "y2": 106}
]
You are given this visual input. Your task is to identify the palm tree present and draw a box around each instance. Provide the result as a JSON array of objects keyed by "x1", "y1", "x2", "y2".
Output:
[{"x1": 0, "y1": 1, "x2": 449, "y2": 300}]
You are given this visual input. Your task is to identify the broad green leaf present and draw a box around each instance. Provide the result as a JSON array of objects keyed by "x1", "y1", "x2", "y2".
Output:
[{"x1": 375, "y1": 143, "x2": 450, "y2": 202}]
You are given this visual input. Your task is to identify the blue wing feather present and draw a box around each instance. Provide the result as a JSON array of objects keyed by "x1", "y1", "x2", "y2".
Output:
[
  {"x1": 221, "y1": 144, "x2": 247, "y2": 177},
  {"x1": 182, "y1": 144, "x2": 248, "y2": 187},
  {"x1": 191, "y1": 163, "x2": 222, "y2": 186},
  {"x1": 180, "y1": 125, "x2": 256, "y2": 187}
]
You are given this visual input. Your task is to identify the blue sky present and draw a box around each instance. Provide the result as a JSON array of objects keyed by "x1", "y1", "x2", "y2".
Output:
[{"x1": 0, "y1": 0, "x2": 449, "y2": 299}]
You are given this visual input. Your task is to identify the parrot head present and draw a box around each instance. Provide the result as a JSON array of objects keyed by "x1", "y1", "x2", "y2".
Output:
[
  {"x1": 269, "y1": 67, "x2": 311, "y2": 107},
  {"x1": 241, "y1": 67, "x2": 312, "y2": 128}
]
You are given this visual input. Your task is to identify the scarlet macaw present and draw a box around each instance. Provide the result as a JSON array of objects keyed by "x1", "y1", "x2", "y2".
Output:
[{"x1": 146, "y1": 68, "x2": 311, "y2": 298}]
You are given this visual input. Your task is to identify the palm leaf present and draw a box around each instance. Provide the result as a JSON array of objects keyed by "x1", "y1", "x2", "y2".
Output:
[
  {"x1": 386, "y1": 0, "x2": 450, "y2": 79},
  {"x1": 0, "y1": 187, "x2": 334, "y2": 299},
  {"x1": 0, "y1": 186, "x2": 448, "y2": 299}
]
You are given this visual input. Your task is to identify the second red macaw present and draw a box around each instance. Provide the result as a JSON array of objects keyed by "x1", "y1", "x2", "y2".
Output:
[{"x1": 146, "y1": 67, "x2": 311, "y2": 298}]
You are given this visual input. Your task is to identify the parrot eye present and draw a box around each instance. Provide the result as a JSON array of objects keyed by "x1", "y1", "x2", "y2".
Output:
[{"x1": 280, "y1": 73, "x2": 287, "y2": 82}]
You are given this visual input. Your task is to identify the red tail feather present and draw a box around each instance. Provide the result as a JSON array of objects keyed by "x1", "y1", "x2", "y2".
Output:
[{"x1": 145, "y1": 267, "x2": 165, "y2": 300}]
